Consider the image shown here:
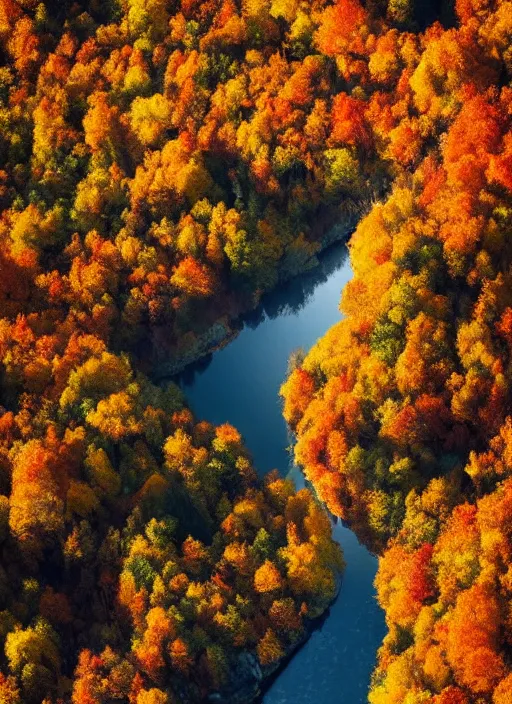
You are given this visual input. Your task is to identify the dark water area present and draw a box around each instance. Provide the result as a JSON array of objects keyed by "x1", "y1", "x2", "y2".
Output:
[
  {"x1": 177, "y1": 241, "x2": 386, "y2": 704},
  {"x1": 178, "y1": 243, "x2": 352, "y2": 474}
]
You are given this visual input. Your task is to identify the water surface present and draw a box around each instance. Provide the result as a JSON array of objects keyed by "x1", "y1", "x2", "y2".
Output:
[{"x1": 178, "y1": 243, "x2": 386, "y2": 703}]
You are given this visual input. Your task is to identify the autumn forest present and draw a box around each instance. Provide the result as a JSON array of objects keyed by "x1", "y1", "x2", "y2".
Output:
[{"x1": 1, "y1": 0, "x2": 512, "y2": 702}]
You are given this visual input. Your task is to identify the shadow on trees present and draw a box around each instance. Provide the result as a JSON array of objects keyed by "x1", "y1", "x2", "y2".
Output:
[
  {"x1": 176, "y1": 239, "x2": 349, "y2": 387},
  {"x1": 251, "y1": 238, "x2": 349, "y2": 323}
]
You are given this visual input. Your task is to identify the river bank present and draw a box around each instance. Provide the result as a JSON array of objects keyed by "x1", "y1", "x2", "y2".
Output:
[
  {"x1": 152, "y1": 214, "x2": 358, "y2": 380},
  {"x1": 171, "y1": 239, "x2": 385, "y2": 703},
  {"x1": 207, "y1": 572, "x2": 343, "y2": 704}
]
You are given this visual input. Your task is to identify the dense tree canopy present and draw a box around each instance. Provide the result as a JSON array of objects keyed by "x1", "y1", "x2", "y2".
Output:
[
  {"x1": 3, "y1": 0, "x2": 512, "y2": 701},
  {"x1": 280, "y1": 1, "x2": 512, "y2": 702},
  {"x1": 0, "y1": 331, "x2": 343, "y2": 702}
]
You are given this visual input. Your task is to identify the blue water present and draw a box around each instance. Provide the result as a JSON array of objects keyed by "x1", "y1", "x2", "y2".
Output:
[{"x1": 177, "y1": 242, "x2": 386, "y2": 704}]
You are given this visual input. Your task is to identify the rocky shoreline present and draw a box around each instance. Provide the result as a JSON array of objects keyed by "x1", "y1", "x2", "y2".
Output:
[
  {"x1": 154, "y1": 214, "x2": 356, "y2": 703},
  {"x1": 208, "y1": 572, "x2": 343, "y2": 704},
  {"x1": 209, "y1": 452, "x2": 345, "y2": 703},
  {"x1": 153, "y1": 216, "x2": 357, "y2": 381}
]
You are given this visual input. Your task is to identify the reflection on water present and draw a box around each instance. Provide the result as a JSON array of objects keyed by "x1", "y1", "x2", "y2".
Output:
[
  {"x1": 254, "y1": 242, "x2": 354, "y2": 322},
  {"x1": 176, "y1": 240, "x2": 386, "y2": 704},
  {"x1": 177, "y1": 241, "x2": 352, "y2": 474},
  {"x1": 176, "y1": 242, "x2": 351, "y2": 392}
]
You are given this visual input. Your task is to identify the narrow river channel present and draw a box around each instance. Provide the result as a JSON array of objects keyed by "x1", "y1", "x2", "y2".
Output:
[{"x1": 176, "y1": 242, "x2": 386, "y2": 704}]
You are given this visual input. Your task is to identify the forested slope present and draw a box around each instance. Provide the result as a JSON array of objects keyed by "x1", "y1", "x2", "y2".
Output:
[
  {"x1": 3, "y1": 0, "x2": 512, "y2": 702},
  {"x1": 0, "y1": 0, "x2": 369, "y2": 701},
  {"x1": 280, "y1": 1, "x2": 512, "y2": 702},
  {"x1": 0, "y1": 0, "x2": 391, "y2": 372}
]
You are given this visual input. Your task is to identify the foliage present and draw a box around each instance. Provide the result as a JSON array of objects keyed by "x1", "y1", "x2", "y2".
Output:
[
  {"x1": 279, "y1": 1, "x2": 512, "y2": 701},
  {"x1": 3, "y1": 0, "x2": 512, "y2": 701}
]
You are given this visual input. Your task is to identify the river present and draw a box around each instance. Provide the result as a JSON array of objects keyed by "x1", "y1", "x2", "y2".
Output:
[{"x1": 176, "y1": 242, "x2": 386, "y2": 704}]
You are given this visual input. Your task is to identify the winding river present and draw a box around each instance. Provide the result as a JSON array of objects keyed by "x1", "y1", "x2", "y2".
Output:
[{"x1": 177, "y1": 242, "x2": 386, "y2": 704}]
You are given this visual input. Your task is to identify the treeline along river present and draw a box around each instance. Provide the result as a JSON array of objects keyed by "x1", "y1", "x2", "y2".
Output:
[{"x1": 175, "y1": 242, "x2": 386, "y2": 703}]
